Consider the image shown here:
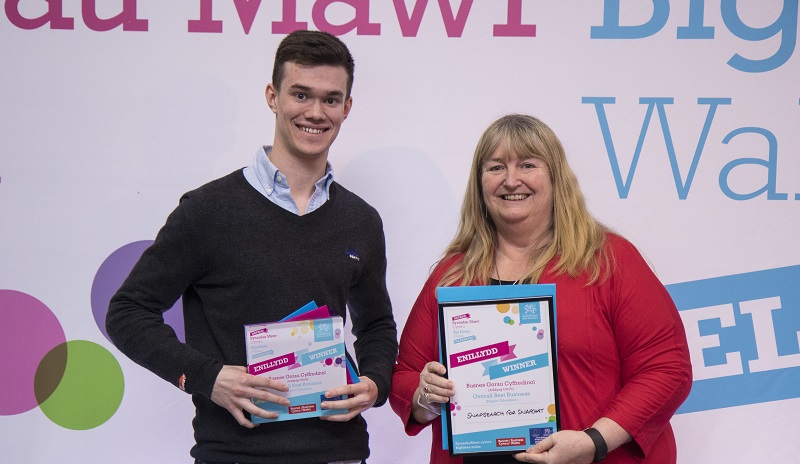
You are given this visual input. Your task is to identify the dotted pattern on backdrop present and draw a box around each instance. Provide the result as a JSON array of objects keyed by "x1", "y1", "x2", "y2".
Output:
[{"x1": 0, "y1": 240, "x2": 185, "y2": 429}]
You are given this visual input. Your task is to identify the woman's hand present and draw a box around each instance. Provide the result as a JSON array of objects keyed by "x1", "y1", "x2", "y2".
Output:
[
  {"x1": 411, "y1": 361, "x2": 455, "y2": 424},
  {"x1": 514, "y1": 418, "x2": 631, "y2": 464},
  {"x1": 513, "y1": 430, "x2": 595, "y2": 463}
]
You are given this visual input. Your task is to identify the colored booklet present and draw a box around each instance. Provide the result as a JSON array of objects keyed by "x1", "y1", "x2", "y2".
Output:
[
  {"x1": 280, "y1": 302, "x2": 360, "y2": 384},
  {"x1": 438, "y1": 284, "x2": 560, "y2": 456},
  {"x1": 245, "y1": 316, "x2": 349, "y2": 423}
]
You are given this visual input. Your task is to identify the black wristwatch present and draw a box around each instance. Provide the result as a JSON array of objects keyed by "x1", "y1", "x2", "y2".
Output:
[{"x1": 584, "y1": 427, "x2": 608, "y2": 462}]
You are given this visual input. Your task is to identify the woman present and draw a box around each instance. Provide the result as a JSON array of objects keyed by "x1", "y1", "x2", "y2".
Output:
[{"x1": 389, "y1": 114, "x2": 692, "y2": 464}]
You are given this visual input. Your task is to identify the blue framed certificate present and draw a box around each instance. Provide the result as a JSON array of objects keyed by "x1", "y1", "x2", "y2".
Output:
[{"x1": 438, "y1": 284, "x2": 560, "y2": 457}]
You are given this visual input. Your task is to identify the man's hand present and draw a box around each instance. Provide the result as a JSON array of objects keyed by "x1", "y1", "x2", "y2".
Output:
[
  {"x1": 319, "y1": 376, "x2": 379, "y2": 422},
  {"x1": 210, "y1": 365, "x2": 290, "y2": 428}
]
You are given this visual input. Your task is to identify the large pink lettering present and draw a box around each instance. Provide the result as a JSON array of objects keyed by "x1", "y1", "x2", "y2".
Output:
[
  {"x1": 392, "y1": 0, "x2": 473, "y2": 38},
  {"x1": 5, "y1": 0, "x2": 542, "y2": 37},
  {"x1": 493, "y1": 0, "x2": 535, "y2": 37},
  {"x1": 188, "y1": 0, "x2": 222, "y2": 33},
  {"x1": 189, "y1": 0, "x2": 285, "y2": 34},
  {"x1": 82, "y1": 0, "x2": 147, "y2": 32},
  {"x1": 272, "y1": 0, "x2": 308, "y2": 34},
  {"x1": 5, "y1": 0, "x2": 74, "y2": 30},
  {"x1": 312, "y1": 0, "x2": 380, "y2": 36},
  {"x1": 438, "y1": 0, "x2": 472, "y2": 37},
  {"x1": 393, "y1": 0, "x2": 427, "y2": 37},
  {"x1": 233, "y1": 0, "x2": 261, "y2": 34}
]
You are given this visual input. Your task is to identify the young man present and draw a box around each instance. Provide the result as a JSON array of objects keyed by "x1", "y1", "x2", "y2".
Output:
[{"x1": 107, "y1": 30, "x2": 398, "y2": 464}]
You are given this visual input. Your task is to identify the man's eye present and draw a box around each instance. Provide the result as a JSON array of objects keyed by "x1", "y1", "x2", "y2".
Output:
[
  {"x1": 325, "y1": 98, "x2": 340, "y2": 105},
  {"x1": 295, "y1": 93, "x2": 307, "y2": 100}
]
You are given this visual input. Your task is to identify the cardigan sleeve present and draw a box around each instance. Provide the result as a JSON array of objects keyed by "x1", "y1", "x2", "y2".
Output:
[
  {"x1": 600, "y1": 236, "x2": 693, "y2": 458},
  {"x1": 389, "y1": 258, "x2": 454, "y2": 435}
]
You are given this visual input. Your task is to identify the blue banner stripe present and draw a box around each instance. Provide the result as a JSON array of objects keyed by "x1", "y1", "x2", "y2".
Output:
[
  {"x1": 667, "y1": 265, "x2": 800, "y2": 413},
  {"x1": 488, "y1": 353, "x2": 549, "y2": 380}
]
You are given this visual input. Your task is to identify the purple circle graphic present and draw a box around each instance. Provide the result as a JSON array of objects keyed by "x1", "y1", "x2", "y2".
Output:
[
  {"x1": 0, "y1": 290, "x2": 67, "y2": 415},
  {"x1": 91, "y1": 241, "x2": 184, "y2": 343}
]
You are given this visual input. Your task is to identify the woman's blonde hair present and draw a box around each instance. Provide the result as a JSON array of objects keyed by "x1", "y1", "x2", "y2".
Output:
[{"x1": 439, "y1": 114, "x2": 609, "y2": 287}]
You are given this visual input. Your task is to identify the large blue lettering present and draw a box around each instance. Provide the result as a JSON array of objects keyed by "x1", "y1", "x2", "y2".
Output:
[
  {"x1": 677, "y1": 0, "x2": 714, "y2": 39},
  {"x1": 722, "y1": 0, "x2": 798, "y2": 73},
  {"x1": 581, "y1": 97, "x2": 731, "y2": 199},
  {"x1": 719, "y1": 127, "x2": 788, "y2": 200},
  {"x1": 591, "y1": 0, "x2": 799, "y2": 72},
  {"x1": 590, "y1": 0, "x2": 669, "y2": 39}
]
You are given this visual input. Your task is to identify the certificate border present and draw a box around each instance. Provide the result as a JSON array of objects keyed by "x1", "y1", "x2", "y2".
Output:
[{"x1": 437, "y1": 285, "x2": 560, "y2": 457}]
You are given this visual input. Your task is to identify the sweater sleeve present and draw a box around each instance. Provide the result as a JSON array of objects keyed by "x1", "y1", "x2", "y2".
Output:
[
  {"x1": 347, "y1": 212, "x2": 398, "y2": 407},
  {"x1": 600, "y1": 236, "x2": 693, "y2": 458},
  {"x1": 389, "y1": 259, "x2": 452, "y2": 436},
  {"x1": 105, "y1": 195, "x2": 223, "y2": 398}
]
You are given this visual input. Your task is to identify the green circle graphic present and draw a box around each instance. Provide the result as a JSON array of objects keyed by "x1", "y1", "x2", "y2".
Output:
[{"x1": 37, "y1": 340, "x2": 124, "y2": 430}]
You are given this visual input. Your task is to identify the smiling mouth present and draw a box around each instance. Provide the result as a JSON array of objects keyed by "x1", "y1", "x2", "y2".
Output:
[
  {"x1": 299, "y1": 126, "x2": 326, "y2": 134},
  {"x1": 502, "y1": 194, "x2": 530, "y2": 201}
]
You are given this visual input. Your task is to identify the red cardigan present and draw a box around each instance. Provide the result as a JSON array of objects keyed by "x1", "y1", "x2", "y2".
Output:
[{"x1": 389, "y1": 234, "x2": 692, "y2": 464}]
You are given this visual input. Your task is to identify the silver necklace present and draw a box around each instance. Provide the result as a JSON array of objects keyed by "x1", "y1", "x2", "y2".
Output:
[{"x1": 493, "y1": 260, "x2": 519, "y2": 285}]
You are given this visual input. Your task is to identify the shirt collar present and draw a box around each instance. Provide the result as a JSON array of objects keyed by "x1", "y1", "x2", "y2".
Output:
[{"x1": 253, "y1": 145, "x2": 334, "y2": 198}]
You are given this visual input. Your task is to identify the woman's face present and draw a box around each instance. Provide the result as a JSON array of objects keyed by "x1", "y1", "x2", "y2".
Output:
[{"x1": 481, "y1": 147, "x2": 553, "y2": 234}]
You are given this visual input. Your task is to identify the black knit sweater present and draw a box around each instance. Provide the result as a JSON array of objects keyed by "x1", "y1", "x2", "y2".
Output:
[{"x1": 107, "y1": 170, "x2": 398, "y2": 463}]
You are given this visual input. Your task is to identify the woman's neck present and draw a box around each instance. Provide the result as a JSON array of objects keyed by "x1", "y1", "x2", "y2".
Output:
[{"x1": 493, "y1": 230, "x2": 552, "y2": 281}]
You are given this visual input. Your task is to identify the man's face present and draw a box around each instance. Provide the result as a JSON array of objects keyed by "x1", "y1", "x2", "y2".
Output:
[{"x1": 266, "y1": 62, "x2": 352, "y2": 163}]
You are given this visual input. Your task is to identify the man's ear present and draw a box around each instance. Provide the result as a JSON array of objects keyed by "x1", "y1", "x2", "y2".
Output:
[
  {"x1": 265, "y1": 83, "x2": 278, "y2": 114},
  {"x1": 343, "y1": 96, "x2": 353, "y2": 120}
]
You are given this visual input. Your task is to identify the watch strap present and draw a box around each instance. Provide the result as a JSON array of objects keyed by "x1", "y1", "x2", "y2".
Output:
[{"x1": 584, "y1": 427, "x2": 608, "y2": 462}]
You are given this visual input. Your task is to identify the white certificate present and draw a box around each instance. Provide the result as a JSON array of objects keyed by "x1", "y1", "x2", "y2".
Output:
[
  {"x1": 438, "y1": 284, "x2": 560, "y2": 457},
  {"x1": 244, "y1": 316, "x2": 348, "y2": 423}
]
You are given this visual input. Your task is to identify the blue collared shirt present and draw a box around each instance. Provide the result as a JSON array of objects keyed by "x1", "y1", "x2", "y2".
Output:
[{"x1": 243, "y1": 146, "x2": 334, "y2": 215}]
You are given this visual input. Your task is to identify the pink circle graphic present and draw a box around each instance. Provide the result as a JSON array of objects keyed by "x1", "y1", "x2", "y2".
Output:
[{"x1": 0, "y1": 290, "x2": 67, "y2": 415}]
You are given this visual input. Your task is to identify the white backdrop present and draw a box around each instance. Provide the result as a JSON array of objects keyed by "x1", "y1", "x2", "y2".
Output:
[{"x1": 2, "y1": 1, "x2": 799, "y2": 463}]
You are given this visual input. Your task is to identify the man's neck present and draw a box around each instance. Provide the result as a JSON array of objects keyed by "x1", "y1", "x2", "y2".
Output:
[{"x1": 268, "y1": 148, "x2": 328, "y2": 215}]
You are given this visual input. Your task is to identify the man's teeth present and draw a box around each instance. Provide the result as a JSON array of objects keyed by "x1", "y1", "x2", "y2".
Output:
[
  {"x1": 301, "y1": 127, "x2": 323, "y2": 134},
  {"x1": 503, "y1": 194, "x2": 529, "y2": 200}
]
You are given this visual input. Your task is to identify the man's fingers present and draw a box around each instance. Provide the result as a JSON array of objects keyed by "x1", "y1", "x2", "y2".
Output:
[
  {"x1": 248, "y1": 375, "x2": 290, "y2": 392},
  {"x1": 323, "y1": 383, "x2": 355, "y2": 400},
  {"x1": 248, "y1": 387, "x2": 290, "y2": 406},
  {"x1": 243, "y1": 402, "x2": 280, "y2": 421},
  {"x1": 227, "y1": 405, "x2": 256, "y2": 429},
  {"x1": 320, "y1": 392, "x2": 366, "y2": 411},
  {"x1": 319, "y1": 404, "x2": 366, "y2": 422}
]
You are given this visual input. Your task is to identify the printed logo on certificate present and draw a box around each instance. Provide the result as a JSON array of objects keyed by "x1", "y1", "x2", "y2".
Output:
[{"x1": 438, "y1": 284, "x2": 560, "y2": 457}]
